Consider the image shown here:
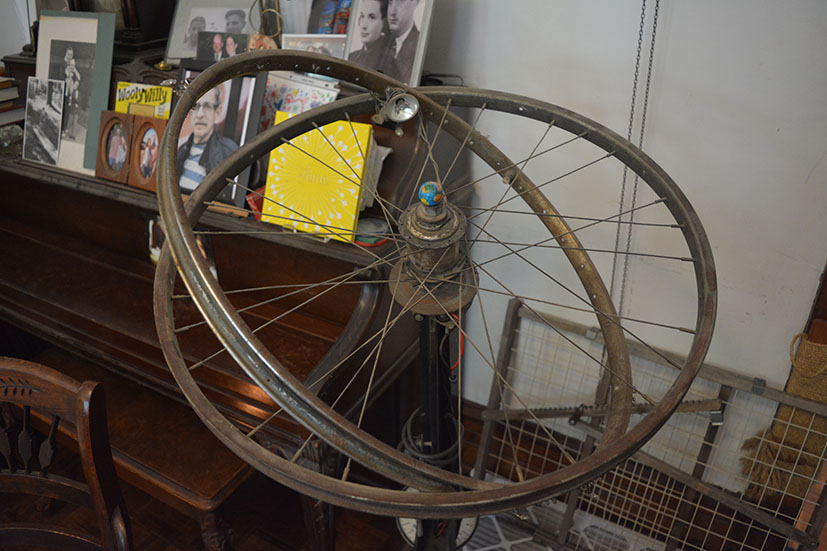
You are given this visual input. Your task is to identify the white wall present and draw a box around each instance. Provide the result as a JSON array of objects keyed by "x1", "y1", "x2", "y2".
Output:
[
  {"x1": 422, "y1": 0, "x2": 827, "y2": 388},
  {"x1": 0, "y1": 0, "x2": 33, "y2": 60}
]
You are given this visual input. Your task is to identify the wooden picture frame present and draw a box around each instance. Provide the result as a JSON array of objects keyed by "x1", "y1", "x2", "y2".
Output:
[
  {"x1": 344, "y1": 0, "x2": 434, "y2": 87},
  {"x1": 174, "y1": 60, "x2": 266, "y2": 209},
  {"x1": 127, "y1": 115, "x2": 166, "y2": 192},
  {"x1": 95, "y1": 111, "x2": 133, "y2": 183},
  {"x1": 35, "y1": 10, "x2": 115, "y2": 173}
]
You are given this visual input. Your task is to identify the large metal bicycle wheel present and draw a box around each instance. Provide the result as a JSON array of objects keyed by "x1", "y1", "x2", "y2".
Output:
[{"x1": 153, "y1": 50, "x2": 716, "y2": 519}]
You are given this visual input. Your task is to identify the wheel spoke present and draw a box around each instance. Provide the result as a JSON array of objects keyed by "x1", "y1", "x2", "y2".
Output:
[
  {"x1": 467, "y1": 121, "x2": 555, "y2": 256},
  {"x1": 468, "y1": 198, "x2": 668, "y2": 271},
  {"x1": 469, "y1": 259, "x2": 528, "y2": 480},
  {"x1": 405, "y1": 265, "x2": 582, "y2": 467},
  {"x1": 408, "y1": 98, "x2": 453, "y2": 207},
  {"x1": 174, "y1": 250, "x2": 406, "y2": 334},
  {"x1": 446, "y1": 130, "x2": 589, "y2": 200},
  {"x1": 441, "y1": 102, "x2": 488, "y2": 187},
  {"x1": 342, "y1": 245, "x2": 459, "y2": 481},
  {"x1": 469, "y1": 220, "x2": 690, "y2": 372},
  {"x1": 465, "y1": 152, "x2": 617, "y2": 224},
  {"x1": 180, "y1": 251, "x2": 408, "y2": 375},
  {"x1": 471, "y1": 257, "x2": 657, "y2": 406},
  {"x1": 466, "y1": 239, "x2": 694, "y2": 263},
  {"x1": 463, "y1": 206, "x2": 682, "y2": 229}
]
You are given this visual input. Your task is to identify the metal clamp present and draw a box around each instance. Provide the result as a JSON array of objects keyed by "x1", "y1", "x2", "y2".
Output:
[
  {"x1": 568, "y1": 404, "x2": 586, "y2": 426},
  {"x1": 752, "y1": 377, "x2": 766, "y2": 395}
]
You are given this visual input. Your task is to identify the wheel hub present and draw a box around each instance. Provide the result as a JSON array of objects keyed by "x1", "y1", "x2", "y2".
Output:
[{"x1": 390, "y1": 182, "x2": 477, "y2": 315}]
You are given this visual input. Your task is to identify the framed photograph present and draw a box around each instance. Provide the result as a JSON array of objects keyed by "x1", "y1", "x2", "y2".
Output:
[
  {"x1": 127, "y1": 115, "x2": 166, "y2": 192},
  {"x1": 259, "y1": 71, "x2": 339, "y2": 132},
  {"x1": 175, "y1": 61, "x2": 266, "y2": 208},
  {"x1": 35, "y1": 10, "x2": 115, "y2": 174},
  {"x1": 282, "y1": 33, "x2": 347, "y2": 59},
  {"x1": 165, "y1": 1, "x2": 256, "y2": 65},
  {"x1": 95, "y1": 110, "x2": 133, "y2": 183},
  {"x1": 22, "y1": 78, "x2": 65, "y2": 166},
  {"x1": 196, "y1": 31, "x2": 249, "y2": 62},
  {"x1": 344, "y1": 0, "x2": 434, "y2": 86}
]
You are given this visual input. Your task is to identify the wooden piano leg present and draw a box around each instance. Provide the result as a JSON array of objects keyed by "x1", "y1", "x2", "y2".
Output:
[
  {"x1": 300, "y1": 493, "x2": 335, "y2": 551},
  {"x1": 200, "y1": 510, "x2": 233, "y2": 551},
  {"x1": 256, "y1": 435, "x2": 338, "y2": 549},
  {"x1": 299, "y1": 438, "x2": 338, "y2": 551}
]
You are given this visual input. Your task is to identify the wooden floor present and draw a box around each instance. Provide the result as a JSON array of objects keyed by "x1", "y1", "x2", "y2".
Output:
[{"x1": 0, "y1": 450, "x2": 408, "y2": 551}]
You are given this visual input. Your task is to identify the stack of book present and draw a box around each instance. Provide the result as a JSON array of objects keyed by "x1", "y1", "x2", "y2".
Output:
[{"x1": 0, "y1": 76, "x2": 23, "y2": 127}]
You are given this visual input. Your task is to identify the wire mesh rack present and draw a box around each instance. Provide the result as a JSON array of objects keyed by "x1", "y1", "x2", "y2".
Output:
[{"x1": 466, "y1": 300, "x2": 827, "y2": 551}]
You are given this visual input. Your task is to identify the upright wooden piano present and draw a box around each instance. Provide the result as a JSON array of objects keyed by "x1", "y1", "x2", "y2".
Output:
[{"x1": 0, "y1": 55, "x2": 467, "y2": 550}]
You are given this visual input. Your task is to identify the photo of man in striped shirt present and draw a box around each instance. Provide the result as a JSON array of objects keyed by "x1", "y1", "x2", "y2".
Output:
[{"x1": 176, "y1": 85, "x2": 238, "y2": 193}]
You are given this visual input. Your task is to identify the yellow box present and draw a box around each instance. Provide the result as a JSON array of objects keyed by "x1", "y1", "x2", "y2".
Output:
[
  {"x1": 114, "y1": 82, "x2": 172, "y2": 119},
  {"x1": 261, "y1": 111, "x2": 374, "y2": 243}
]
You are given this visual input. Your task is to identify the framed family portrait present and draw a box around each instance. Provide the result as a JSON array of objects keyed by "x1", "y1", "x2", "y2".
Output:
[
  {"x1": 344, "y1": 0, "x2": 434, "y2": 87},
  {"x1": 127, "y1": 115, "x2": 167, "y2": 192},
  {"x1": 175, "y1": 61, "x2": 266, "y2": 208},
  {"x1": 95, "y1": 110, "x2": 133, "y2": 183},
  {"x1": 35, "y1": 10, "x2": 115, "y2": 173},
  {"x1": 165, "y1": 0, "x2": 256, "y2": 65}
]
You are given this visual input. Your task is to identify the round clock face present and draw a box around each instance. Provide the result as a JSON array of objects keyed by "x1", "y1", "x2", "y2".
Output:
[
  {"x1": 395, "y1": 484, "x2": 478, "y2": 546},
  {"x1": 396, "y1": 516, "x2": 479, "y2": 547}
]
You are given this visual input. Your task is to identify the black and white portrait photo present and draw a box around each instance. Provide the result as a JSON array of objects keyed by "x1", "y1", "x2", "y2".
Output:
[
  {"x1": 345, "y1": 0, "x2": 433, "y2": 86},
  {"x1": 196, "y1": 31, "x2": 249, "y2": 62},
  {"x1": 22, "y1": 78, "x2": 65, "y2": 166},
  {"x1": 47, "y1": 40, "x2": 96, "y2": 145}
]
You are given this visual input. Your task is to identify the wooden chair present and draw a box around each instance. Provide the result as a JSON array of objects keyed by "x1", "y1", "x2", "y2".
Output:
[{"x1": 0, "y1": 357, "x2": 132, "y2": 550}]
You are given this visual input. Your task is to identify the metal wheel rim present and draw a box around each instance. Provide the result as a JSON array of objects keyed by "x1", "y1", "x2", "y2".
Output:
[{"x1": 154, "y1": 50, "x2": 716, "y2": 518}]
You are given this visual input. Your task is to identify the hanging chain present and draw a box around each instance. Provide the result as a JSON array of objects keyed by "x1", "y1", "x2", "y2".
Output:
[{"x1": 609, "y1": 0, "x2": 660, "y2": 318}]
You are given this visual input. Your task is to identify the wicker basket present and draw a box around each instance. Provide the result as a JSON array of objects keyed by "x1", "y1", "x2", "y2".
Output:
[{"x1": 741, "y1": 333, "x2": 827, "y2": 501}]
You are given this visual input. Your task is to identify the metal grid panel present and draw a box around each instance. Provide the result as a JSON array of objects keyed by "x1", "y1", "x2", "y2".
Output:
[{"x1": 471, "y1": 305, "x2": 827, "y2": 550}]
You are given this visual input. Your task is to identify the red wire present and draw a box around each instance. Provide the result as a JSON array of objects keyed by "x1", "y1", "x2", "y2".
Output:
[
  {"x1": 436, "y1": 520, "x2": 447, "y2": 536},
  {"x1": 450, "y1": 313, "x2": 464, "y2": 371},
  {"x1": 354, "y1": 238, "x2": 389, "y2": 247}
]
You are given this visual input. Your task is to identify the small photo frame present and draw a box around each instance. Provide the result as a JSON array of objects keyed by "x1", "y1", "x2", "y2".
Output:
[
  {"x1": 95, "y1": 110, "x2": 133, "y2": 183},
  {"x1": 282, "y1": 34, "x2": 347, "y2": 59},
  {"x1": 345, "y1": 0, "x2": 434, "y2": 86},
  {"x1": 22, "y1": 77, "x2": 65, "y2": 166},
  {"x1": 127, "y1": 115, "x2": 167, "y2": 192},
  {"x1": 196, "y1": 31, "x2": 249, "y2": 62},
  {"x1": 174, "y1": 60, "x2": 266, "y2": 209}
]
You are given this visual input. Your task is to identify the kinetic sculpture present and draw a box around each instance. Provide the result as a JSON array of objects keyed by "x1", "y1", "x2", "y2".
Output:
[{"x1": 153, "y1": 50, "x2": 716, "y2": 550}]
